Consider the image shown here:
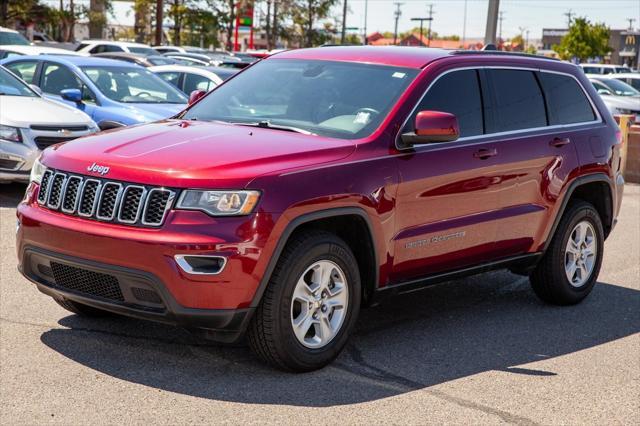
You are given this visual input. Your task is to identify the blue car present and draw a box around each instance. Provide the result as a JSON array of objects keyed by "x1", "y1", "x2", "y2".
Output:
[{"x1": 0, "y1": 55, "x2": 188, "y2": 129}]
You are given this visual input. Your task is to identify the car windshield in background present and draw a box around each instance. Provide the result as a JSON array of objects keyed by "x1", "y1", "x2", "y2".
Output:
[
  {"x1": 147, "y1": 56, "x2": 178, "y2": 66},
  {"x1": 0, "y1": 66, "x2": 37, "y2": 97},
  {"x1": 600, "y1": 78, "x2": 640, "y2": 96},
  {"x1": 81, "y1": 66, "x2": 187, "y2": 104},
  {"x1": 128, "y1": 46, "x2": 157, "y2": 56},
  {"x1": 182, "y1": 59, "x2": 418, "y2": 139},
  {"x1": 0, "y1": 32, "x2": 30, "y2": 46}
]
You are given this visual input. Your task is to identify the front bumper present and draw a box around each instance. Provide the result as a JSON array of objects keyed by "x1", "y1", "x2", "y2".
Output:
[{"x1": 20, "y1": 246, "x2": 253, "y2": 343}]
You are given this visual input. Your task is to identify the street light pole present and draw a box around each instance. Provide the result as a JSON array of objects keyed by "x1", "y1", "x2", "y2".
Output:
[{"x1": 363, "y1": 0, "x2": 368, "y2": 45}]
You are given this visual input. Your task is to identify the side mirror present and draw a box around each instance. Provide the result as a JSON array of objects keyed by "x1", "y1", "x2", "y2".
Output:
[
  {"x1": 597, "y1": 88, "x2": 613, "y2": 96},
  {"x1": 189, "y1": 89, "x2": 207, "y2": 105},
  {"x1": 97, "y1": 120, "x2": 125, "y2": 131},
  {"x1": 29, "y1": 84, "x2": 43, "y2": 96},
  {"x1": 400, "y1": 110, "x2": 460, "y2": 147},
  {"x1": 60, "y1": 88, "x2": 82, "y2": 104}
]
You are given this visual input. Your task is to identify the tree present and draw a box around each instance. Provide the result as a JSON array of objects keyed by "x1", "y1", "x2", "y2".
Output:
[
  {"x1": 88, "y1": 0, "x2": 110, "y2": 39},
  {"x1": 134, "y1": 0, "x2": 154, "y2": 43},
  {"x1": 292, "y1": 0, "x2": 337, "y2": 47},
  {"x1": 553, "y1": 17, "x2": 611, "y2": 62}
]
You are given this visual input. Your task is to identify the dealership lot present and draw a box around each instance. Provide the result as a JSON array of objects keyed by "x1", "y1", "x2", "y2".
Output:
[{"x1": 1, "y1": 182, "x2": 638, "y2": 424}]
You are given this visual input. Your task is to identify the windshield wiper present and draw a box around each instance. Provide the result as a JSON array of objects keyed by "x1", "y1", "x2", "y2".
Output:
[{"x1": 230, "y1": 120, "x2": 316, "y2": 136}]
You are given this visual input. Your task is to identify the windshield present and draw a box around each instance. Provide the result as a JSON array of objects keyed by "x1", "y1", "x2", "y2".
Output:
[
  {"x1": 599, "y1": 78, "x2": 640, "y2": 96},
  {"x1": 128, "y1": 46, "x2": 157, "y2": 56},
  {"x1": 182, "y1": 59, "x2": 418, "y2": 139},
  {"x1": 0, "y1": 66, "x2": 37, "y2": 97},
  {"x1": 147, "y1": 56, "x2": 178, "y2": 66},
  {"x1": 81, "y1": 66, "x2": 187, "y2": 104}
]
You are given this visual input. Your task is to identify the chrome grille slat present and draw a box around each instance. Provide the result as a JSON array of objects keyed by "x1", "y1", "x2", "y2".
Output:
[
  {"x1": 46, "y1": 173, "x2": 67, "y2": 209},
  {"x1": 37, "y1": 167, "x2": 175, "y2": 227},
  {"x1": 61, "y1": 176, "x2": 83, "y2": 213},
  {"x1": 37, "y1": 170, "x2": 53, "y2": 204}
]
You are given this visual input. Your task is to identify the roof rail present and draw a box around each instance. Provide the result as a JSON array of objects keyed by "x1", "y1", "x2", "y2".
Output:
[{"x1": 451, "y1": 50, "x2": 561, "y2": 62}]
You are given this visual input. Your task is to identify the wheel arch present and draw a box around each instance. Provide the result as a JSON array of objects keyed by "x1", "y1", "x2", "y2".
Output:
[
  {"x1": 544, "y1": 173, "x2": 614, "y2": 252},
  {"x1": 250, "y1": 207, "x2": 379, "y2": 309}
]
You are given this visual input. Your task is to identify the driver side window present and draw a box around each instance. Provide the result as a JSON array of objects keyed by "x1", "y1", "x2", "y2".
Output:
[{"x1": 406, "y1": 69, "x2": 484, "y2": 138}]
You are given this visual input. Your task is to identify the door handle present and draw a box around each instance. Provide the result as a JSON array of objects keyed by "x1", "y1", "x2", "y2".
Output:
[
  {"x1": 550, "y1": 137, "x2": 571, "y2": 147},
  {"x1": 473, "y1": 148, "x2": 497, "y2": 159}
]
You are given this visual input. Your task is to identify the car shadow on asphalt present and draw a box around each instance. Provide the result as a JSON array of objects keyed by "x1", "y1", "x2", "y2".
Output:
[
  {"x1": 40, "y1": 273, "x2": 640, "y2": 407},
  {"x1": 0, "y1": 183, "x2": 26, "y2": 208}
]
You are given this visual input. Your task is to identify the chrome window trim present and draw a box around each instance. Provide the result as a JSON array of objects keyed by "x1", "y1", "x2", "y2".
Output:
[
  {"x1": 95, "y1": 182, "x2": 124, "y2": 221},
  {"x1": 117, "y1": 185, "x2": 148, "y2": 224},
  {"x1": 37, "y1": 170, "x2": 53, "y2": 205},
  {"x1": 395, "y1": 65, "x2": 603, "y2": 152},
  {"x1": 174, "y1": 255, "x2": 227, "y2": 275},
  {"x1": 77, "y1": 178, "x2": 102, "y2": 217},
  {"x1": 141, "y1": 188, "x2": 175, "y2": 226},
  {"x1": 46, "y1": 172, "x2": 67, "y2": 210},
  {"x1": 60, "y1": 175, "x2": 84, "y2": 214}
]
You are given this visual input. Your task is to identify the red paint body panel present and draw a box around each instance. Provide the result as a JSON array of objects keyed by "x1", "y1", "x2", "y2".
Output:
[{"x1": 16, "y1": 48, "x2": 623, "y2": 329}]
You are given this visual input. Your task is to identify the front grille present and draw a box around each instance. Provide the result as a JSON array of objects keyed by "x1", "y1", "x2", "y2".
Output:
[
  {"x1": 50, "y1": 262, "x2": 125, "y2": 302},
  {"x1": 37, "y1": 167, "x2": 175, "y2": 227},
  {"x1": 30, "y1": 125, "x2": 89, "y2": 132},
  {"x1": 34, "y1": 136, "x2": 76, "y2": 150}
]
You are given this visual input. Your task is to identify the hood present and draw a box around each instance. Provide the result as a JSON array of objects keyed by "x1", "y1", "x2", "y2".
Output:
[
  {"x1": 123, "y1": 102, "x2": 187, "y2": 122},
  {"x1": 0, "y1": 96, "x2": 94, "y2": 127},
  {"x1": 42, "y1": 120, "x2": 356, "y2": 188}
]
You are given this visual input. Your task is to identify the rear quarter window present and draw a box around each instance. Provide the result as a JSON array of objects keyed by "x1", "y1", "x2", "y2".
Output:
[
  {"x1": 486, "y1": 69, "x2": 547, "y2": 132},
  {"x1": 539, "y1": 72, "x2": 596, "y2": 124}
]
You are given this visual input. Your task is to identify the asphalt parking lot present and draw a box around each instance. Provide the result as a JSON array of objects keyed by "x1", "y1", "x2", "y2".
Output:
[{"x1": 1, "y1": 182, "x2": 638, "y2": 425}]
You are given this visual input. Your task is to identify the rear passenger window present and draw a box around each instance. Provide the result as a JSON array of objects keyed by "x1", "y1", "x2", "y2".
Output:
[
  {"x1": 539, "y1": 73, "x2": 595, "y2": 124},
  {"x1": 487, "y1": 69, "x2": 547, "y2": 132},
  {"x1": 409, "y1": 69, "x2": 484, "y2": 137}
]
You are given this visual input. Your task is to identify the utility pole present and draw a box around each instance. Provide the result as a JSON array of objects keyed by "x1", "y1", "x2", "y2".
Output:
[
  {"x1": 627, "y1": 18, "x2": 636, "y2": 30},
  {"x1": 426, "y1": 4, "x2": 434, "y2": 47},
  {"x1": 462, "y1": 0, "x2": 468, "y2": 47},
  {"x1": 155, "y1": 0, "x2": 164, "y2": 46},
  {"x1": 411, "y1": 17, "x2": 432, "y2": 47},
  {"x1": 525, "y1": 29, "x2": 530, "y2": 50},
  {"x1": 393, "y1": 2, "x2": 403, "y2": 45},
  {"x1": 518, "y1": 25, "x2": 527, "y2": 50},
  {"x1": 363, "y1": 0, "x2": 368, "y2": 45},
  {"x1": 564, "y1": 9, "x2": 574, "y2": 28},
  {"x1": 484, "y1": 0, "x2": 500, "y2": 46},
  {"x1": 498, "y1": 10, "x2": 505, "y2": 43},
  {"x1": 341, "y1": 0, "x2": 348, "y2": 44}
]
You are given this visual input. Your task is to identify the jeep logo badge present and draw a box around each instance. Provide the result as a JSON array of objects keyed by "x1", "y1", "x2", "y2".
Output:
[{"x1": 87, "y1": 162, "x2": 110, "y2": 176}]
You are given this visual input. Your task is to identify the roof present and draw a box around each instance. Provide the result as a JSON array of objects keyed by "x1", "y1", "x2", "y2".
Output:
[
  {"x1": 0, "y1": 45, "x2": 82, "y2": 55},
  {"x1": 273, "y1": 46, "x2": 453, "y2": 68},
  {"x1": 0, "y1": 26, "x2": 20, "y2": 33},
  {"x1": 4, "y1": 54, "x2": 142, "y2": 67},
  {"x1": 80, "y1": 40, "x2": 149, "y2": 47}
]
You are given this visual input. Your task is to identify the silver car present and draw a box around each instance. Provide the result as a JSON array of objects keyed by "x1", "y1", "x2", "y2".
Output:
[{"x1": 0, "y1": 66, "x2": 99, "y2": 183}]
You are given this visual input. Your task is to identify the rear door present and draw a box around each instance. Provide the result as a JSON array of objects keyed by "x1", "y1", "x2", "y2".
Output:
[{"x1": 485, "y1": 68, "x2": 592, "y2": 256}]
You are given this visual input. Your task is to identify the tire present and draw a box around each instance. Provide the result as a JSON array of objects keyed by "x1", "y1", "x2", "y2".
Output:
[
  {"x1": 247, "y1": 230, "x2": 361, "y2": 372},
  {"x1": 530, "y1": 200, "x2": 604, "y2": 305},
  {"x1": 54, "y1": 298, "x2": 113, "y2": 317}
]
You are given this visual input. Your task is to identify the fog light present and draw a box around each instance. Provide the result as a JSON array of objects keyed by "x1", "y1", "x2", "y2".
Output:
[{"x1": 174, "y1": 255, "x2": 227, "y2": 275}]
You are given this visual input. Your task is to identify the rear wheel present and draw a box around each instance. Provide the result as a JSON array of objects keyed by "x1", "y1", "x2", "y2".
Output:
[
  {"x1": 54, "y1": 298, "x2": 113, "y2": 317},
  {"x1": 247, "y1": 230, "x2": 361, "y2": 372},
  {"x1": 530, "y1": 201, "x2": 604, "y2": 305}
]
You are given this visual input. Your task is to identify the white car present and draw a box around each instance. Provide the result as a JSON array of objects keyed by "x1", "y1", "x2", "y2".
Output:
[
  {"x1": 588, "y1": 76, "x2": 640, "y2": 122},
  {"x1": 149, "y1": 65, "x2": 238, "y2": 95},
  {"x1": 580, "y1": 64, "x2": 631, "y2": 75},
  {"x1": 0, "y1": 26, "x2": 31, "y2": 46},
  {"x1": 152, "y1": 45, "x2": 207, "y2": 54},
  {"x1": 75, "y1": 40, "x2": 156, "y2": 56},
  {"x1": 0, "y1": 66, "x2": 99, "y2": 183},
  {"x1": 0, "y1": 45, "x2": 83, "y2": 59},
  {"x1": 610, "y1": 72, "x2": 640, "y2": 92}
]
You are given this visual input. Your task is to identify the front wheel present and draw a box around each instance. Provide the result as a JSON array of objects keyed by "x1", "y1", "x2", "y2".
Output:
[
  {"x1": 530, "y1": 201, "x2": 604, "y2": 305},
  {"x1": 247, "y1": 230, "x2": 361, "y2": 372}
]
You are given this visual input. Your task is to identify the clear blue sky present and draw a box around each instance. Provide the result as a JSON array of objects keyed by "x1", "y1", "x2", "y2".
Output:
[
  {"x1": 47, "y1": 0, "x2": 640, "y2": 41},
  {"x1": 340, "y1": 0, "x2": 640, "y2": 39}
]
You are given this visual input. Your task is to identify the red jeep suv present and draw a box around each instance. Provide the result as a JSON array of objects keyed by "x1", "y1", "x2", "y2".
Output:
[{"x1": 16, "y1": 47, "x2": 625, "y2": 371}]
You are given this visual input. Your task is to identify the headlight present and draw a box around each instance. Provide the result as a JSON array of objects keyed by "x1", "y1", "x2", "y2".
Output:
[
  {"x1": 0, "y1": 125, "x2": 22, "y2": 142},
  {"x1": 30, "y1": 157, "x2": 47, "y2": 184},
  {"x1": 176, "y1": 190, "x2": 260, "y2": 216}
]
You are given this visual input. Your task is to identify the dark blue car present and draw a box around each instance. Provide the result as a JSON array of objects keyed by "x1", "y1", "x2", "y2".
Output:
[{"x1": 0, "y1": 55, "x2": 188, "y2": 128}]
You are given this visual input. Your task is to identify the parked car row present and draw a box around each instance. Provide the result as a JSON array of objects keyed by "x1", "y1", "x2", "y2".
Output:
[{"x1": 586, "y1": 74, "x2": 640, "y2": 121}]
